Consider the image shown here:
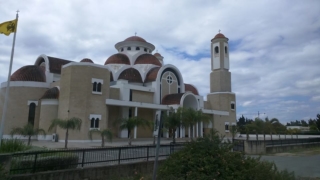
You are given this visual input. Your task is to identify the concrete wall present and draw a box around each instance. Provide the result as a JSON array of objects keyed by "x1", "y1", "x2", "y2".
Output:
[{"x1": 10, "y1": 160, "x2": 163, "y2": 180}]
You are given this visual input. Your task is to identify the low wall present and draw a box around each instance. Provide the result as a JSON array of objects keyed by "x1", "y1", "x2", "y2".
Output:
[
  {"x1": 10, "y1": 160, "x2": 164, "y2": 180},
  {"x1": 244, "y1": 140, "x2": 266, "y2": 155},
  {"x1": 266, "y1": 143, "x2": 320, "y2": 154}
]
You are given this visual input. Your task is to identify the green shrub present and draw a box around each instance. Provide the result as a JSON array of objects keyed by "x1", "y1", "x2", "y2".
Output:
[
  {"x1": 11, "y1": 154, "x2": 79, "y2": 174},
  {"x1": 158, "y1": 130, "x2": 295, "y2": 180},
  {"x1": 0, "y1": 164, "x2": 10, "y2": 180},
  {"x1": 0, "y1": 139, "x2": 30, "y2": 153}
]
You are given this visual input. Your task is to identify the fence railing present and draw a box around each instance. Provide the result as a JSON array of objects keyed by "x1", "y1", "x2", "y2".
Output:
[
  {"x1": 265, "y1": 137, "x2": 320, "y2": 147},
  {"x1": 10, "y1": 143, "x2": 185, "y2": 175}
]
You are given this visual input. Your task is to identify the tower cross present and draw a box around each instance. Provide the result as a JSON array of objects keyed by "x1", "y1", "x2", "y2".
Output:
[
  {"x1": 218, "y1": 29, "x2": 221, "y2": 33},
  {"x1": 135, "y1": 32, "x2": 137, "y2": 36}
]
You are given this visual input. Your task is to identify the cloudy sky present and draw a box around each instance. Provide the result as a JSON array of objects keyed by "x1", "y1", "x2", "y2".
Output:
[{"x1": 0, "y1": 0, "x2": 319, "y2": 124}]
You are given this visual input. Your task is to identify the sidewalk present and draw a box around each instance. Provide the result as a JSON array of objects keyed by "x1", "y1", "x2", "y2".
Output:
[{"x1": 30, "y1": 138, "x2": 188, "y2": 149}]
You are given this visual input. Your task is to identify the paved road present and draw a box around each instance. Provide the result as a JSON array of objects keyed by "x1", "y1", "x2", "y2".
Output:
[{"x1": 255, "y1": 155, "x2": 320, "y2": 178}]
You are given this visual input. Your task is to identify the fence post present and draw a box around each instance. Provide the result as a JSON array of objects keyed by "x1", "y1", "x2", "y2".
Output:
[
  {"x1": 33, "y1": 153, "x2": 38, "y2": 173},
  {"x1": 118, "y1": 148, "x2": 121, "y2": 165},
  {"x1": 81, "y1": 150, "x2": 85, "y2": 167},
  {"x1": 147, "y1": 146, "x2": 149, "y2": 162}
]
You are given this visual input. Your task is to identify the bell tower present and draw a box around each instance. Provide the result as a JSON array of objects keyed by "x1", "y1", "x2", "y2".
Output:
[
  {"x1": 210, "y1": 32, "x2": 231, "y2": 92},
  {"x1": 207, "y1": 32, "x2": 236, "y2": 137}
]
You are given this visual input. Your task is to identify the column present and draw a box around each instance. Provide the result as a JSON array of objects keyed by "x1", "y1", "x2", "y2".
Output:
[
  {"x1": 196, "y1": 123, "x2": 199, "y2": 137},
  {"x1": 200, "y1": 122, "x2": 203, "y2": 137},
  {"x1": 134, "y1": 107, "x2": 138, "y2": 139}
]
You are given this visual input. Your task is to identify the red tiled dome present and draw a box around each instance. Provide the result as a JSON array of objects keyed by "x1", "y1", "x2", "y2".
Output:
[
  {"x1": 184, "y1": 84, "x2": 199, "y2": 95},
  {"x1": 118, "y1": 68, "x2": 143, "y2": 83},
  {"x1": 211, "y1": 33, "x2": 227, "y2": 41},
  {"x1": 162, "y1": 93, "x2": 184, "y2": 105},
  {"x1": 124, "y1": 36, "x2": 147, "y2": 43},
  {"x1": 154, "y1": 53, "x2": 162, "y2": 57},
  {"x1": 41, "y1": 87, "x2": 59, "y2": 99},
  {"x1": 11, "y1": 65, "x2": 46, "y2": 82},
  {"x1": 80, "y1": 58, "x2": 94, "y2": 63},
  {"x1": 105, "y1": 53, "x2": 130, "y2": 65},
  {"x1": 134, "y1": 54, "x2": 161, "y2": 66},
  {"x1": 145, "y1": 67, "x2": 161, "y2": 83}
]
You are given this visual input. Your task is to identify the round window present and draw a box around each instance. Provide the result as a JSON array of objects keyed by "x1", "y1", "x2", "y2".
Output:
[{"x1": 166, "y1": 75, "x2": 173, "y2": 84}]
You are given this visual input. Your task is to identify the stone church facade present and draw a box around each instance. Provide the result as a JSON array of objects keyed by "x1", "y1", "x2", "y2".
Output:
[{"x1": 0, "y1": 33, "x2": 236, "y2": 142}]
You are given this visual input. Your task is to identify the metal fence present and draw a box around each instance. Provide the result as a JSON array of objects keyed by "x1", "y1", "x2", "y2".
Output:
[{"x1": 10, "y1": 143, "x2": 185, "y2": 175}]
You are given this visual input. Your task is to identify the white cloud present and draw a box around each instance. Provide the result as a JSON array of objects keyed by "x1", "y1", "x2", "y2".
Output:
[{"x1": 0, "y1": 0, "x2": 320, "y2": 123}]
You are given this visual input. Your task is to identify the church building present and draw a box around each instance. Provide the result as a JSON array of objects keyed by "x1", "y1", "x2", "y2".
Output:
[{"x1": 0, "y1": 33, "x2": 236, "y2": 142}]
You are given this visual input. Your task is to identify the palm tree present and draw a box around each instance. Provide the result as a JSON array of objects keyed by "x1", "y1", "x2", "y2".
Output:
[
  {"x1": 88, "y1": 129, "x2": 113, "y2": 147},
  {"x1": 10, "y1": 123, "x2": 46, "y2": 145},
  {"x1": 116, "y1": 116, "x2": 151, "y2": 146},
  {"x1": 163, "y1": 109, "x2": 182, "y2": 143},
  {"x1": 48, "y1": 117, "x2": 82, "y2": 149},
  {"x1": 230, "y1": 125, "x2": 238, "y2": 141},
  {"x1": 181, "y1": 108, "x2": 209, "y2": 140}
]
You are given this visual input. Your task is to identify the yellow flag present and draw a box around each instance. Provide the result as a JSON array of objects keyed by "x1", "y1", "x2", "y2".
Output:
[{"x1": 0, "y1": 19, "x2": 17, "y2": 36}]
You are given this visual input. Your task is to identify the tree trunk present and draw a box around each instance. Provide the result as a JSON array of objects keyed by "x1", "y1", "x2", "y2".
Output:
[
  {"x1": 256, "y1": 131, "x2": 258, "y2": 140},
  {"x1": 173, "y1": 129, "x2": 176, "y2": 143},
  {"x1": 128, "y1": 129, "x2": 132, "y2": 146},
  {"x1": 278, "y1": 134, "x2": 280, "y2": 140},
  {"x1": 270, "y1": 132, "x2": 273, "y2": 141},
  {"x1": 246, "y1": 132, "x2": 249, "y2": 140},
  {"x1": 153, "y1": 135, "x2": 156, "y2": 145},
  {"x1": 263, "y1": 133, "x2": 266, "y2": 141},
  {"x1": 28, "y1": 136, "x2": 31, "y2": 146},
  {"x1": 65, "y1": 128, "x2": 69, "y2": 149},
  {"x1": 291, "y1": 134, "x2": 293, "y2": 139},
  {"x1": 102, "y1": 135, "x2": 105, "y2": 147}
]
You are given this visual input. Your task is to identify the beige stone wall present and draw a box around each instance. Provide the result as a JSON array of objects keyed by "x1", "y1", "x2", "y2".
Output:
[
  {"x1": 136, "y1": 108, "x2": 154, "y2": 138},
  {"x1": 39, "y1": 102, "x2": 58, "y2": 133},
  {"x1": 132, "y1": 90, "x2": 154, "y2": 103},
  {"x1": 210, "y1": 70, "x2": 231, "y2": 92},
  {"x1": 107, "y1": 105, "x2": 121, "y2": 137},
  {"x1": 207, "y1": 93, "x2": 236, "y2": 137},
  {"x1": 0, "y1": 86, "x2": 47, "y2": 134},
  {"x1": 57, "y1": 65, "x2": 110, "y2": 140},
  {"x1": 109, "y1": 88, "x2": 120, "y2": 100}
]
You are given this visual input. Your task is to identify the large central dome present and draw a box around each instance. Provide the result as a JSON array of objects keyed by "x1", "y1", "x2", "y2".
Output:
[{"x1": 124, "y1": 36, "x2": 147, "y2": 43}]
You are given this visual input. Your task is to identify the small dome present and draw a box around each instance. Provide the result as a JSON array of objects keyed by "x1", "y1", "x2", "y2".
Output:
[
  {"x1": 41, "y1": 87, "x2": 59, "y2": 99},
  {"x1": 145, "y1": 67, "x2": 161, "y2": 83},
  {"x1": 11, "y1": 65, "x2": 46, "y2": 82},
  {"x1": 80, "y1": 58, "x2": 94, "y2": 63},
  {"x1": 134, "y1": 54, "x2": 161, "y2": 66},
  {"x1": 118, "y1": 68, "x2": 143, "y2": 83},
  {"x1": 162, "y1": 93, "x2": 184, "y2": 105},
  {"x1": 105, "y1": 53, "x2": 130, "y2": 65},
  {"x1": 154, "y1": 53, "x2": 162, "y2": 57},
  {"x1": 211, "y1": 33, "x2": 227, "y2": 41},
  {"x1": 124, "y1": 36, "x2": 147, "y2": 43},
  {"x1": 184, "y1": 84, "x2": 199, "y2": 95}
]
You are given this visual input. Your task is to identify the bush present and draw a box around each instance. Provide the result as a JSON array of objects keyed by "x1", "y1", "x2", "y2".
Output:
[
  {"x1": 11, "y1": 153, "x2": 79, "y2": 174},
  {"x1": 0, "y1": 164, "x2": 10, "y2": 180},
  {"x1": 158, "y1": 130, "x2": 295, "y2": 180},
  {"x1": 0, "y1": 139, "x2": 30, "y2": 153}
]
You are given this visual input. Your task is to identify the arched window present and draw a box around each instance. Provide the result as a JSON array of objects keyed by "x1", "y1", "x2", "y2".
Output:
[
  {"x1": 144, "y1": 48, "x2": 147, "y2": 52},
  {"x1": 93, "y1": 82, "x2": 97, "y2": 91},
  {"x1": 127, "y1": 47, "x2": 131, "y2": 50},
  {"x1": 225, "y1": 46, "x2": 228, "y2": 54},
  {"x1": 95, "y1": 118, "x2": 100, "y2": 128},
  {"x1": 97, "y1": 83, "x2": 102, "y2": 92},
  {"x1": 90, "y1": 118, "x2": 95, "y2": 128},
  {"x1": 136, "y1": 47, "x2": 140, "y2": 50},
  {"x1": 214, "y1": 46, "x2": 219, "y2": 54},
  {"x1": 28, "y1": 103, "x2": 36, "y2": 126},
  {"x1": 121, "y1": 48, "x2": 124, "y2": 52}
]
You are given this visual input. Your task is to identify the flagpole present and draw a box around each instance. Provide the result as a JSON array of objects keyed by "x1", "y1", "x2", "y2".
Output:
[{"x1": 0, "y1": 11, "x2": 19, "y2": 146}]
